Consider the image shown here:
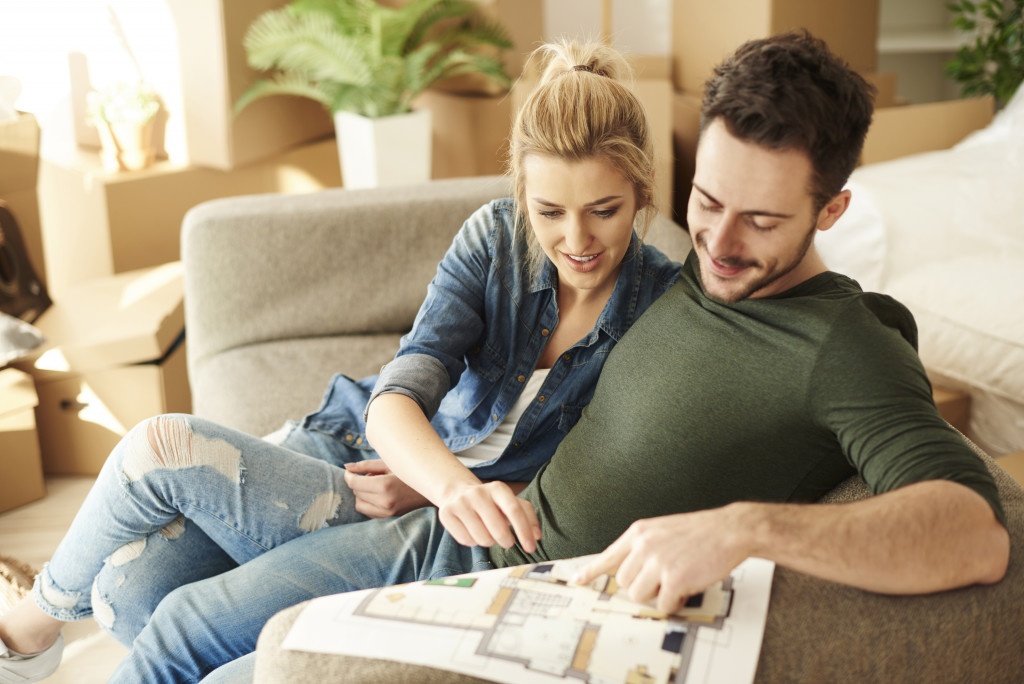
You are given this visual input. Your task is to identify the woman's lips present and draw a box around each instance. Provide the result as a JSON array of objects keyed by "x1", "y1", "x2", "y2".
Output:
[{"x1": 562, "y1": 251, "x2": 603, "y2": 273}]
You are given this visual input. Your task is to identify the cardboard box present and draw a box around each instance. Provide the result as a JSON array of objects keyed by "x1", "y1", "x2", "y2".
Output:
[
  {"x1": 860, "y1": 96, "x2": 995, "y2": 166},
  {"x1": 12, "y1": 262, "x2": 191, "y2": 475},
  {"x1": 0, "y1": 368, "x2": 46, "y2": 513},
  {"x1": 933, "y1": 385, "x2": 971, "y2": 436},
  {"x1": 0, "y1": 112, "x2": 46, "y2": 288},
  {"x1": 414, "y1": 90, "x2": 513, "y2": 179},
  {"x1": 175, "y1": 0, "x2": 336, "y2": 170},
  {"x1": 510, "y1": 55, "x2": 674, "y2": 218},
  {"x1": 38, "y1": 137, "x2": 341, "y2": 297},
  {"x1": 634, "y1": 57, "x2": 676, "y2": 220},
  {"x1": 671, "y1": 90, "x2": 702, "y2": 226},
  {"x1": 672, "y1": 0, "x2": 880, "y2": 94},
  {"x1": 864, "y1": 72, "x2": 899, "y2": 109}
]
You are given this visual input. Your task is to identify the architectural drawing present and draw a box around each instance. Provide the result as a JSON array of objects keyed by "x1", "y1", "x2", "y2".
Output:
[{"x1": 282, "y1": 555, "x2": 774, "y2": 684}]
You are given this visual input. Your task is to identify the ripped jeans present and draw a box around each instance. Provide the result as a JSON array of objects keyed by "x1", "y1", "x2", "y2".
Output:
[{"x1": 31, "y1": 413, "x2": 370, "y2": 646}]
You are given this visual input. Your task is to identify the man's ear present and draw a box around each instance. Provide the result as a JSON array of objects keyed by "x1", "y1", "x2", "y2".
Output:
[{"x1": 815, "y1": 189, "x2": 852, "y2": 232}]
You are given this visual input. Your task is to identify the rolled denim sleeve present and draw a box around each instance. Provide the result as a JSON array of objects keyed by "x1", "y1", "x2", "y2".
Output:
[
  {"x1": 364, "y1": 202, "x2": 501, "y2": 420},
  {"x1": 366, "y1": 353, "x2": 450, "y2": 420}
]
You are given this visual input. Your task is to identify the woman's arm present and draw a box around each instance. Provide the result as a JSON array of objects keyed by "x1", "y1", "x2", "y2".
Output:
[{"x1": 365, "y1": 393, "x2": 542, "y2": 553}]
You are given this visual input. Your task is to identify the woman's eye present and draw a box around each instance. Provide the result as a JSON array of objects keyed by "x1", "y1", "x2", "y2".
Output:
[
  {"x1": 593, "y1": 208, "x2": 618, "y2": 218},
  {"x1": 698, "y1": 201, "x2": 718, "y2": 213},
  {"x1": 537, "y1": 210, "x2": 562, "y2": 219}
]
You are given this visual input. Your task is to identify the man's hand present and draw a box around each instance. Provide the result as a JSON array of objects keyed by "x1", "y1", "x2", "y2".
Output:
[
  {"x1": 573, "y1": 506, "x2": 750, "y2": 614},
  {"x1": 438, "y1": 481, "x2": 543, "y2": 554},
  {"x1": 343, "y1": 460, "x2": 431, "y2": 518}
]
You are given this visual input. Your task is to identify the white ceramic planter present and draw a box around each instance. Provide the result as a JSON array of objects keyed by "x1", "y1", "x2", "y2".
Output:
[{"x1": 333, "y1": 109, "x2": 432, "y2": 189}]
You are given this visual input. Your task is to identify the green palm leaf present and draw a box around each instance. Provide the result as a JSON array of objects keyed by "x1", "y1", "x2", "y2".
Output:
[
  {"x1": 237, "y1": 0, "x2": 513, "y2": 118},
  {"x1": 234, "y1": 72, "x2": 332, "y2": 113}
]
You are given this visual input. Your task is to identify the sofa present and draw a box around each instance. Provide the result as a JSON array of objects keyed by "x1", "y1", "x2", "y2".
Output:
[{"x1": 181, "y1": 175, "x2": 1024, "y2": 683}]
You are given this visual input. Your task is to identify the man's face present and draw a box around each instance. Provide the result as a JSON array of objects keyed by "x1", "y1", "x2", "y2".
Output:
[{"x1": 687, "y1": 119, "x2": 836, "y2": 303}]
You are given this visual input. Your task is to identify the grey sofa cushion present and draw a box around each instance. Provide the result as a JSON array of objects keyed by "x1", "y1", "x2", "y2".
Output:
[
  {"x1": 190, "y1": 334, "x2": 402, "y2": 437},
  {"x1": 254, "y1": 442, "x2": 1024, "y2": 683}
]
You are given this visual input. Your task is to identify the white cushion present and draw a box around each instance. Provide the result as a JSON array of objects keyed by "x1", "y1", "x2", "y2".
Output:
[{"x1": 886, "y1": 256, "x2": 1024, "y2": 455}]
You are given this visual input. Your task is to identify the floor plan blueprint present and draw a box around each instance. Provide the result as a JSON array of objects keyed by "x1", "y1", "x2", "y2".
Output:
[{"x1": 282, "y1": 555, "x2": 774, "y2": 684}]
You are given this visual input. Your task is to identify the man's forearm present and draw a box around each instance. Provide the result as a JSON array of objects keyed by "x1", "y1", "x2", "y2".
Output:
[{"x1": 742, "y1": 479, "x2": 1009, "y2": 594}]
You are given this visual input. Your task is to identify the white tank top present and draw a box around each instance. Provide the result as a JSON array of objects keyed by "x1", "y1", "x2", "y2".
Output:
[{"x1": 456, "y1": 368, "x2": 551, "y2": 469}]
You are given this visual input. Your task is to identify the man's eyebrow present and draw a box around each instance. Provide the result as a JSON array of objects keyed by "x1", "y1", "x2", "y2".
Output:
[
  {"x1": 530, "y1": 195, "x2": 624, "y2": 208},
  {"x1": 692, "y1": 183, "x2": 794, "y2": 219}
]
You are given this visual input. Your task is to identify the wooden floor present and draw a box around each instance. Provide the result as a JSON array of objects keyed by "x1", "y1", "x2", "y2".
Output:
[{"x1": 0, "y1": 477, "x2": 127, "y2": 683}]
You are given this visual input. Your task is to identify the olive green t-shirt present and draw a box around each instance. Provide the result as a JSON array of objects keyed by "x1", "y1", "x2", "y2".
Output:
[{"x1": 491, "y1": 252, "x2": 1005, "y2": 567}]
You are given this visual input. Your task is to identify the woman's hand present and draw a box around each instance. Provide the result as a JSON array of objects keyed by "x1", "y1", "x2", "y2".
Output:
[
  {"x1": 437, "y1": 481, "x2": 542, "y2": 553},
  {"x1": 343, "y1": 460, "x2": 431, "y2": 518}
]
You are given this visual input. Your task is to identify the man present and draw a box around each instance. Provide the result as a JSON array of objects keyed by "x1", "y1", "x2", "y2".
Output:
[{"x1": 108, "y1": 31, "x2": 1008, "y2": 682}]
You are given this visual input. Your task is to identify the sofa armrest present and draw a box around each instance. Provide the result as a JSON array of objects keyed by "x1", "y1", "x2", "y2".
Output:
[{"x1": 182, "y1": 175, "x2": 511, "y2": 389}]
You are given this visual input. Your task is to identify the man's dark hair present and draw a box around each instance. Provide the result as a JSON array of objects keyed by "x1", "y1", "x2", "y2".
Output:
[{"x1": 700, "y1": 30, "x2": 876, "y2": 212}]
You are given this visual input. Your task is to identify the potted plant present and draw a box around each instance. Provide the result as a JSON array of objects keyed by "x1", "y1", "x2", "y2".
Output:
[
  {"x1": 945, "y1": 0, "x2": 1024, "y2": 109},
  {"x1": 87, "y1": 81, "x2": 161, "y2": 172},
  {"x1": 237, "y1": 0, "x2": 514, "y2": 188}
]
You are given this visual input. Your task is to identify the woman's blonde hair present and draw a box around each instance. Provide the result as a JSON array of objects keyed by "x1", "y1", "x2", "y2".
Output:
[{"x1": 508, "y1": 39, "x2": 657, "y2": 270}]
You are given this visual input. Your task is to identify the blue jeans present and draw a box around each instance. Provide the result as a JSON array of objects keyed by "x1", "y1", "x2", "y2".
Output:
[
  {"x1": 107, "y1": 507, "x2": 493, "y2": 683},
  {"x1": 31, "y1": 413, "x2": 373, "y2": 646}
]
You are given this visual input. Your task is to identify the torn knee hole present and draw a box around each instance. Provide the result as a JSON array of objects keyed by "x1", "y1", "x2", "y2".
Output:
[
  {"x1": 124, "y1": 416, "x2": 242, "y2": 482},
  {"x1": 146, "y1": 417, "x2": 193, "y2": 467}
]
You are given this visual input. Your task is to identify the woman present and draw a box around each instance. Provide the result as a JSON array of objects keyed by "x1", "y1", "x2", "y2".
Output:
[{"x1": 0, "y1": 39, "x2": 681, "y2": 683}]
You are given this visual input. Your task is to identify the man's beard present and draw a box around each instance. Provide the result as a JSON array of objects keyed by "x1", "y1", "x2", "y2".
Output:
[{"x1": 696, "y1": 222, "x2": 817, "y2": 303}]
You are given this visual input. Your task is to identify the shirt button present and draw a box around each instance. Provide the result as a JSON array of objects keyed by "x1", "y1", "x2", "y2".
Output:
[
  {"x1": 512, "y1": 442, "x2": 521, "y2": 447},
  {"x1": 537, "y1": 395, "x2": 546, "y2": 402},
  {"x1": 541, "y1": 329, "x2": 550, "y2": 337},
  {"x1": 470, "y1": 437, "x2": 476, "y2": 444},
  {"x1": 492, "y1": 413, "x2": 499, "y2": 421},
  {"x1": 518, "y1": 375, "x2": 526, "y2": 383},
  {"x1": 355, "y1": 437, "x2": 363, "y2": 445},
  {"x1": 345, "y1": 434, "x2": 353, "y2": 441},
  {"x1": 562, "y1": 353, "x2": 570, "y2": 362}
]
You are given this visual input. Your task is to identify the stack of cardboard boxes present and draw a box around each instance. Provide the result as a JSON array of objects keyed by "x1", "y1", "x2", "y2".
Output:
[
  {"x1": 1, "y1": 111, "x2": 47, "y2": 512},
  {"x1": 10, "y1": 263, "x2": 189, "y2": 476},
  {"x1": 41, "y1": 0, "x2": 552, "y2": 296},
  {"x1": 669, "y1": 0, "x2": 994, "y2": 225},
  {"x1": 0, "y1": 368, "x2": 46, "y2": 514}
]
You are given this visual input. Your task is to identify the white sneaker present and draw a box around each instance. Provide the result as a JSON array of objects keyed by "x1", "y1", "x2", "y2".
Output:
[{"x1": 0, "y1": 632, "x2": 64, "y2": 684}]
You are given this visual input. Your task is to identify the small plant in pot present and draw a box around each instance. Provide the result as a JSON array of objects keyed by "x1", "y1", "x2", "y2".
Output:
[
  {"x1": 237, "y1": 0, "x2": 514, "y2": 188},
  {"x1": 87, "y1": 81, "x2": 161, "y2": 172},
  {"x1": 945, "y1": 0, "x2": 1024, "y2": 109}
]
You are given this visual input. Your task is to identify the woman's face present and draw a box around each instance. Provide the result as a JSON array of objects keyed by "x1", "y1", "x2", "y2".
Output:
[{"x1": 523, "y1": 155, "x2": 639, "y2": 303}]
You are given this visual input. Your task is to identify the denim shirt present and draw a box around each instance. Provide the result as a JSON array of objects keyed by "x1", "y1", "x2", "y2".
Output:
[{"x1": 302, "y1": 198, "x2": 681, "y2": 482}]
